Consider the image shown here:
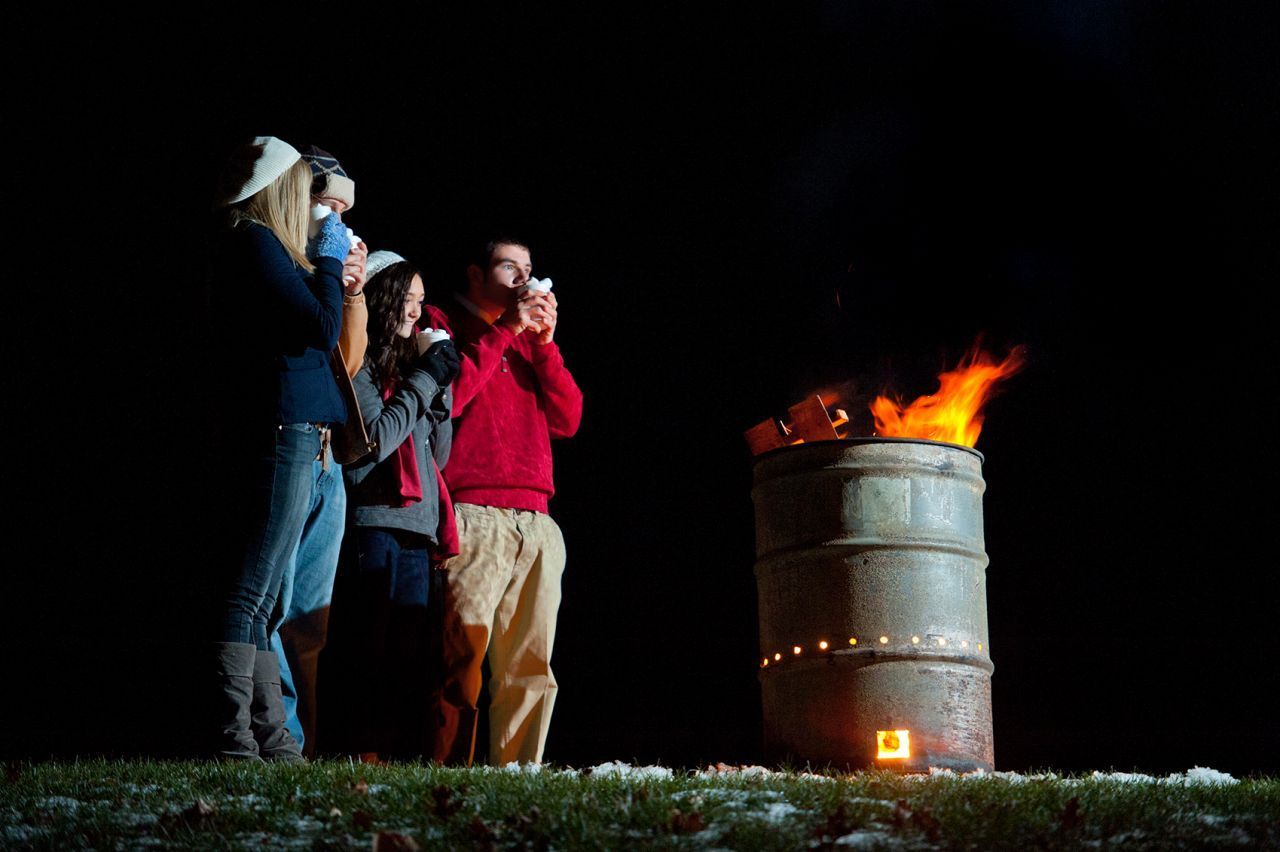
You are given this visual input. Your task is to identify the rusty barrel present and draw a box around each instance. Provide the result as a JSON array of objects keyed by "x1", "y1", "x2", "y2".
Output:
[{"x1": 753, "y1": 438, "x2": 994, "y2": 771}]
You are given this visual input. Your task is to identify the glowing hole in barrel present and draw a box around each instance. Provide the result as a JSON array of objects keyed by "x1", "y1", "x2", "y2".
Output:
[
  {"x1": 774, "y1": 652, "x2": 782, "y2": 661},
  {"x1": 879, "y1": 636, "x2": 889, "y2": 645},
  {"x1": 849, "y1": 637, "x2": 858, "y2": 646},
  {"x1": 793, "y1": 645, "x2": 802, "y2": 655},
  {"x1": 876, "y1": 729, "x2": 911, "y2": 759},
  {"x1": 911, "y1": 635, "x2": 920, "y2": 645},
  {"x1": 818, "y1": 640, "x2": 829, "y2": 650}
]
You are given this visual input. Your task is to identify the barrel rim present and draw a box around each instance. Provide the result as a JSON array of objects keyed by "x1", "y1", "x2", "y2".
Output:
[{"x1": 752, "y1": 437, "x2": 985, "y2": 464}]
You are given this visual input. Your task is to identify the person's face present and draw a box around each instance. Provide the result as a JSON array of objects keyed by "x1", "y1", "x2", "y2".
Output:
[
  {"x1": 482, "y1": 244, "x2": 533, "y2": 300},
  {"x1": 313, "y1": 195, "x2": 349, "y2": 216},
  {"x1": 399, "y1": 275, "x2": 425, "y2": 338}
]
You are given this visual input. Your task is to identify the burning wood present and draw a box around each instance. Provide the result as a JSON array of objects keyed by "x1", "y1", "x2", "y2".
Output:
[
  {"x1": 744, "y1": 396, "x2": 848, "y2": 456},
  {"x1": 745, "y1": 342, "x2": 1024, "y2": 455}
]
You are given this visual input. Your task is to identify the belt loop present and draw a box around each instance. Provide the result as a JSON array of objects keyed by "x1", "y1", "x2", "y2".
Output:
[{"x1": 317, "y1": 425, "x2": 332, "y2": 471}]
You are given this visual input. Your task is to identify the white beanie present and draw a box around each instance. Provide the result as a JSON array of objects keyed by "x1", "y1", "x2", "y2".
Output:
[
  {"x1": 366, "y1": 250, "x2": 407, "y2": 280},
  {"x1": 224, "y1": 136, "x2": 302, "y2": 205}
]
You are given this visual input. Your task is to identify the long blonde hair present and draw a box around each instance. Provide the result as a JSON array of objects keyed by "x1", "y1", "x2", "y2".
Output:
[{"x1": 230, "y1": 159, "x2": 315, "y2": 273}]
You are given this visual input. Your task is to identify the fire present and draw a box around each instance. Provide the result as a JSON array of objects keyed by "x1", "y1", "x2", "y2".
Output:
[
  {"x1": 876, "y1": 729, "x2": 911, "y2": 759},
  {"x1": 871, "y1": 344, "x2": 1026, "y2": 447}
]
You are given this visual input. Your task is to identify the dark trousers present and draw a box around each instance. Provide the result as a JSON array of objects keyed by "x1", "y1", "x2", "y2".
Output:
[{"x1": 325, "y1": 526, "x2": 438, "y2": 758}]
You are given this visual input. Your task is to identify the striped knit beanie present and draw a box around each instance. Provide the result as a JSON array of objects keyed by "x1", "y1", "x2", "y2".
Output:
[{"x1": 301, "y1": 145, "x2": 355, "y2": 211}]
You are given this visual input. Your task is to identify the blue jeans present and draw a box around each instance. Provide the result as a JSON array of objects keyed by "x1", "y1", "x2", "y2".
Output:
[
  {"x1": 270, "y1": 454, "x2": 345, "y2": 750},
  {"x1": 221, "y1": 423, "x2": 322, "y2": 650}
]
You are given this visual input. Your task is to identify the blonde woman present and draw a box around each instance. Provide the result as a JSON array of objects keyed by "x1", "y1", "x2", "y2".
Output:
[{"x1": 211, "y1": 136, "x2": 351, "y2": 762}]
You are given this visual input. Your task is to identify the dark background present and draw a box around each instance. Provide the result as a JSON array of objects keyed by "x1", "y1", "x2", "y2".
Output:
[{"x1": 7, "y1": 2, "x2": 1277, "y2": 773}]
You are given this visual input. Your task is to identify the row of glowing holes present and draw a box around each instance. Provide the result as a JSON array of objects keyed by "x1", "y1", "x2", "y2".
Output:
[{"x1": 761, "y1": 636, "x2": 985, "y2": 667}]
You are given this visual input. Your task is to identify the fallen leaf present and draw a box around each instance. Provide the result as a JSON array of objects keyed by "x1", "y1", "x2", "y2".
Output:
[
  {"x1": 667, "y1": 808, "x2": 705, "y2": 834},
  {"x1": 373, "y1": 831, "x2": 421, "y2": 852},
  {"x1": 163, "y1": 798, "x2": 216, "y2": 828},
  {"x1": 431, "y1": 784, "x2": 462, "y2": 818},
  {"x1": 468, "y1": 815, "x2": 497, "y2": 849},
  {"x1": 328, "y1": 806, "x2": 343, "y2": 819},
  {"x1": 1060, "y1": 796, "x2": 1082, "y2": 832},
  {"x1": 353, "y1": 779, "x2": 370, "y2": 796}
]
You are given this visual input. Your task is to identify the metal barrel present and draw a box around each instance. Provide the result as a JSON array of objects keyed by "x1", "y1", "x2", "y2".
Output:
[{"x1": 752, "y1": 438, "x2": 994, "y2": 771}]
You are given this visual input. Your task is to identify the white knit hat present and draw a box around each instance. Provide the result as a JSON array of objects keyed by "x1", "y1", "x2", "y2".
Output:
[
  {"x1": 223, "y1": 136, "x2": 302, "y2": 205},
  {"x1": 366, "y1": 250, "x2": 408, "y2": 280}
]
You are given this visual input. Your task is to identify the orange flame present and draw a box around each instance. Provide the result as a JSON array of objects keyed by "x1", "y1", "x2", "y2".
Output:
[{"x1": 871, "y1": 345, "x2": 1026, "y2": 448}]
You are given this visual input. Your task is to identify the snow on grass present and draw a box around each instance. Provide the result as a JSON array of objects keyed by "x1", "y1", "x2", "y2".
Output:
[
  {"x1": 2, "y1": 760, "x2": 1273, "y2": 850},
  {"x1": 1089, "y1": 767, "x2": 1240, "y2": 786},
  {"x1": 500, "y1": 761, "x2": 544, "y2": 774},
  {"x1": 833, "y1": 827, "x2": 904, "y2": 848},
  {"x1": 758, "y1": 800, "x2": 802, "y2": 823},
  {"x1": 587, "y1": 761, "x2": 674, "y2": 779},
  {"x1": 905, "y1": 766, "x2": 1241, "y2": 787},
  {"x1": 34, "y1": 795, "x2": 81, "y2": 812}
]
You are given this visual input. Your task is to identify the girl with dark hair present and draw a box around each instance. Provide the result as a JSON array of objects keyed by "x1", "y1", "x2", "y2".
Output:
[{"x1": 332, "y1": 250, "x2": 459, "y2": 759}]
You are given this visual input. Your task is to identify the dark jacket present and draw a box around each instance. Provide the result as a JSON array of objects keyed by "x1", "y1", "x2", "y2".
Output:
[{"x1": 215, "y1": 220, "x2": 347, "y2": 425}]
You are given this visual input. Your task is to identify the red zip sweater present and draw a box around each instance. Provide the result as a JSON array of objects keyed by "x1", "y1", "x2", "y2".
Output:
[{"x1": 437, "y1": 295, "x2": 583, "y2": 513}]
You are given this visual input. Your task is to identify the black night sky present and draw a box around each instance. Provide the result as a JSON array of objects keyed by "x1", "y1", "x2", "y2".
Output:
[{"x1": 8, "y1": 2, "x2": 1277, "y2": 773}]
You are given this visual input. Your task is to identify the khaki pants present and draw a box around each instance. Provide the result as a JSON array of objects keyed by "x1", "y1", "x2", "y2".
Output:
[{"x1": 432, "y1": 504, "x2": 566, "y2": 766}]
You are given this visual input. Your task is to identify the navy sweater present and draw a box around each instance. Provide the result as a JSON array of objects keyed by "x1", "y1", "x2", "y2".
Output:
[{"x1": 216, "y1": 221, "x2": 347, "y2": 425}]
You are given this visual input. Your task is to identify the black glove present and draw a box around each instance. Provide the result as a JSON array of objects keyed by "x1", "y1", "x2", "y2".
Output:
[{"x1": 418, "y1": 339, "x2": 460, "y2": 387}]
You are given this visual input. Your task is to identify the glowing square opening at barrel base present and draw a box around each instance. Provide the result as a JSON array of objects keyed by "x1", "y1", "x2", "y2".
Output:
[{"x1": 876, "y1": 729, "x2": 911, "y2": 759}]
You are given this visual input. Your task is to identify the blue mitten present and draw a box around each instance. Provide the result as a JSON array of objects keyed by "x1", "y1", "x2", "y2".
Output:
[{"x1": 307, "y1": 212, "x2": 349, "y2": 262}]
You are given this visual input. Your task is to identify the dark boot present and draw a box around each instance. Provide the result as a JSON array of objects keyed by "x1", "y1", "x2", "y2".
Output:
[
  {"x1": 277, "y1": 605, "x2": 330, "y2": 759},
  {"x1": 251, "y1": 649, "x2": 306, "y2": 763},
  {"x1": 214, "y1": 642, "x2": 262, "y2": 762}
]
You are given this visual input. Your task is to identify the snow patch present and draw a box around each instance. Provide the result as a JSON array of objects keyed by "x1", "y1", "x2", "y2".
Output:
[
  {"x1": 501, "y1": 761, "x2": 544, "y2": 774},
  {"x1": 758, "y1": 801, "x2": 801, "y2": 823},
  {"x1": 834, "y1": 828, "x2": 903, "y2": 848},
  {"x1": 1090, "y1": 771, "x2": 1158, "y2": 784},
  {"x1": 1090, "y1": 768, "x2": 1239, "y2": 786},
  {"x1": 120, "y1": 783, "x2": 161, "y2": 794},
  {"x1": 846, "y1": 796, "x2": 895, "y2": 808},
  {"x1": 588, "y1": 761, "x2": 674, "y2": 780},
  {"x1": 3, "y1": 825, "x2": 49, "y2": 843},
  {"x1": 113, "y1": 810, "x2": 159, "y2": 827},
  {"x1": 1183, "y1": 767, "x2": 1239, "y2": 786},
  {"x1": 36, "y1": 796, "x2": 81, "y2": 812}
]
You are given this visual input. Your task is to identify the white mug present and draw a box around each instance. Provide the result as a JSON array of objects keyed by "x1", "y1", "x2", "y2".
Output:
[{"x1": 416, "y1": 327, "x2": 452, "y2": 355}]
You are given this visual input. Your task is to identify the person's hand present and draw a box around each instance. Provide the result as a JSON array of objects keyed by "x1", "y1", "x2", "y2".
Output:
[
  {"x1": 418, "y1": 339, "x2": 461, "y2": 386},
  {"x1": 497, "y1": 291, "x2": 546, "y2": 336},
  {"x1": 342, "y1": 240, "x2": 368, "y2": 296},
  {"x1": 528, "y1": 291, "x2": 557, "y2": 345},
  {"x1": 306, "y1": 212, "x2": 350, "y2": 262}
]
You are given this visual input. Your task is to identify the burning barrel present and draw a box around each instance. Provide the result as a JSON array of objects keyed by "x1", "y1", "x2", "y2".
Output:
[{"x1": 753, "y1": 437, "x2": 994, "y2": 771}]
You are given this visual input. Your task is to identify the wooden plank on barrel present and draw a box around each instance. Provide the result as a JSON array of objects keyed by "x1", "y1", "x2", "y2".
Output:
[
  {"x1": 786, "y1": 396, "x2": 840, "y2": 442},
  {"x1": 744, "y1": 418, "x2": 792, "y2": 455}
]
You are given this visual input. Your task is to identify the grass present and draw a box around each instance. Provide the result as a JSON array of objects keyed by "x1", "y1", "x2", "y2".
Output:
[{"x1": 1, "y1": 760, "x2": 1276, "y2": 850}]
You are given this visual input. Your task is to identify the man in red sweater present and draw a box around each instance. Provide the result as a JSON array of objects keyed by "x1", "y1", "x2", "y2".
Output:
[{"x1": 433, "y1": 238, "x2": 583, "y2": 766}]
